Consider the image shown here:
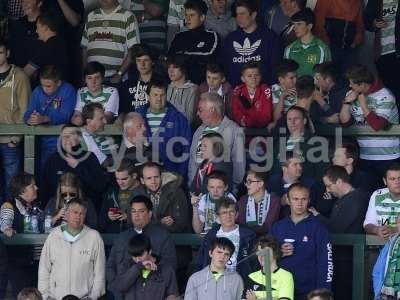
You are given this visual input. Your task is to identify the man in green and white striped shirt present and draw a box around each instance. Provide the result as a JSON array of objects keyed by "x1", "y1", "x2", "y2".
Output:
[
  {"x1": 340, "y1": 64, "x2": 400, "y2": 184},
  {"x1": 81, "y1": 0, "x2": 140, "y2": 84},
  {"x1": 364, "y1": 164, "x2": 400, "y2": 238}
]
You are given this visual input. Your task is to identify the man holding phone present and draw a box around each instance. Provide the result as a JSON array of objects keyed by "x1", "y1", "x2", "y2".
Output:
[
  {"x1": 271, "y1": 183, "x2": 333, "y2": 300},
  {"x1": 99, "y1": 158, "x2": 140, "y2": 233}
]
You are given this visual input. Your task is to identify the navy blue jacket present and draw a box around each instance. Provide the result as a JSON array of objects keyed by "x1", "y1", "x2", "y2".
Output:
[
  {"x1": 194, "y1": 224, "x2": 257, "y2": 280},
  {"x1": 137, "y1": 102, "x2": 192, "y2": 176},
  {"x1": 220, "y1": 25, "x2": 282, "y2": 86},
  {"x1": 271, "y1": 215, "x2": 333, "y2": 295}
]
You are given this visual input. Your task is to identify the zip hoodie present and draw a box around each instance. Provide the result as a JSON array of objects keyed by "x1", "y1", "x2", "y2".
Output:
[
  {"x1": 184, "y1": 266, "x2": 244, "y2": 300},
  {"x1": 167, "y1": 80, "x2": 199, "y2": 123},
  {"x1": 38, "y1": 225, "x2": 106, "y2": 300},
  {"x1": 231, "y1": 83, "x2": 273, "y2": 128},
  {"x1": 271, "y1": 214, "x2": 333, "y2": 295},
  {"x1": 0, "y1": 65, "x2": 31, "y2": 143}
]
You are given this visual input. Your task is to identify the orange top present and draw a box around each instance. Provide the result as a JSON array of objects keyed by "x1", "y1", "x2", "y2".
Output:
[{"x1": 313, "y1": 0, "x2": 365, "y2": 46}]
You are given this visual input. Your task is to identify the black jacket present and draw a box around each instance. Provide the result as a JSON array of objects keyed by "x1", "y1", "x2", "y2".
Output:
[
  {"x1": 106, "y1": 224, "x2": 177, "y2": 300},
  {"x1": 364, "y1": 0, "x2": 400, "y2": 57},
  {"x1": 317, "y1": 188, "x2": 368, "y2": 233},
  {"x1": 112, "y1": 260, "x2": 178, "y2": 300},
  {"x1": 168, "y1": 25, "x2": 221, "y2": 84},
  {"x1": 130, "y1": 172, "x2": 191, "y2": 233},
  {"x1": 40, "y1": 148, "x2": 109, "y2": 208}
]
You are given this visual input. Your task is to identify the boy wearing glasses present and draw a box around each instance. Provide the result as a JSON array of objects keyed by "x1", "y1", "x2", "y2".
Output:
[{"x1": 193, "y1": 198, "x2": 256, "y2": 280}]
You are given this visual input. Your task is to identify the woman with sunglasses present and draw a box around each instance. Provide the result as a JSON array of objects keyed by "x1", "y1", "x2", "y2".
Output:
[{"x1": 45, "y1": 172, "x2": 97, "y2": 229}]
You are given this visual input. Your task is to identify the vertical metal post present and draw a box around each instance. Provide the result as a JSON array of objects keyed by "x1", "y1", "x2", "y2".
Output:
[
  {"x1": 353, "y1": 243, "x2": 365, "y2": 300},
  {"x1": 24, "y1": 135, "x2": 35, "y2": 175},
  {"x1": 262, "y1": 248, "x2": 273, "y2": 300}
]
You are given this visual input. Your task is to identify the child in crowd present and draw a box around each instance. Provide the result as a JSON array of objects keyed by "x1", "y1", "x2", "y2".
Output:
[
  {"x1": 190, "y1": 132, "x2": 232, "y2": 195},
  {"x1": 245, "y1": 235, "x2": 294, "y2": 300},
  {"x1": 119, "y1": 44, "x2": 167, "y2": 115},
  {"x1": 191, "y1": 170, "x2": 236, "y2": 234},
  {"x1": 113, "y1": 234, "x2": 179, "y2": 299},
  {"x1": 168, "y1": 0, "x2": 220, "y2": 84},
  {"x1": 295, "y1": 75, "x2": 316, "y2": 133},
  {"x1": 198, "y1": 63, "x2": 233, "y2": 118},
  {"x1": 231, "y1": 62, "x2": 273, "y2": 129},
  {"x1": 271, "y1": 59, "x2": 299, "y2": 126},
  {"x1": 23, "y1": 66, "x2": 76, "y2": 167},
  {"x1": 284, "y1": 8, "x2": 331, "y2": 77},
  {"x1": 166, "y1": 55, "x2": 198, "y2": 123},
  {"x1": 72, "y1": 61, "x2": 119, "y2": 126},
  {"x1": 185, "y1": 237, "x2": 244, "y2": 300}
]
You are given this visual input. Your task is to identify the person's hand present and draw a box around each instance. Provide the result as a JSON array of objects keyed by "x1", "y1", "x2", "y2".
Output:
[
  {"x1": 245, "y1": 290, "x2": 257, "y2": 300},
  {"x1": 191, "y1": 193, "x2": 201, "y2": 207},
  {"x1": 7, "y1": 142, "x2": 18, "y2": 148},
  {"x1": 357, "y1": 93, "x2": 368, "y2": 105},
  {"x1": 313, "y1": 89, "x2": 325, "y2": 104},
  {"x1": 281, "y1": 243, "x2": 294, "y2": 257},
  {"x1": 160, "y1": 216, "x2": 174, "y2": 226},
  {"x1": 280, "y1": 194, "x2": 289, "y2": 206},
  {"x1": 117, "y1": 212, "x2": 127, "y2": 221},
  {"x1": 3, "y1": 228, "x2": 15, "y2": 237},
  {"x1": 325, "y1": 113, "x2": 339, "y2": 124},
  {"x1": 28, "y1": 111, "x2": 49, "y2": 125},
  {"x1": 108, "y1": 210, "x2": 121, "y2": 221},
  {"x1": 344, "y1": 90, "x2": 359, "y2": 103},
  {"x1": 53, "y1": 207, "x2": 66, "y2": 225},
  {"x1": 142, "y1": 259, "x2": 157, "y2": 271},
  {"x1": 65, "y1": 154, "x2": 79, "y2": 168},
  {"x1": 374, "y1": 19, "x2": 388, "y2": 29},
  {"x1": 110, "y1": 73, "x2": 122, "y2": 84},
  {"x1": 282, "y1": 88, "x2": 297, "y2": 98},
  {"x1": 377, "y1": 225, "x2": 391, "y2": 239},
  {"x1": 308, "y1": 206, "x2": 319, "y2": 216}
]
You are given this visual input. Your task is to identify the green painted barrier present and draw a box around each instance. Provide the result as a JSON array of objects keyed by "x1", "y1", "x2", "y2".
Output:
[{"x1": 0, "y1": 233, "x2": 387, "y2": 300}]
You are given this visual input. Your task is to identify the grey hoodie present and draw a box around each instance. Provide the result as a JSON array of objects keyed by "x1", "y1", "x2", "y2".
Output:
[
  {"x1": 167, "y1": 81, "x2": 198, "y2": 123},
  {"x1": 184, "y1": 266, "x2": 244, "y2": 300}
]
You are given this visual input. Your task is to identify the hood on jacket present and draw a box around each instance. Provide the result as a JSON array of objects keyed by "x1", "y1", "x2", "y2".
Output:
[
  {"x1": 169, "y1": 80, "x2": 197, "y2": 90},
  {"x1": 52, "y1": 224, "x2": 91, "y2": 243}
]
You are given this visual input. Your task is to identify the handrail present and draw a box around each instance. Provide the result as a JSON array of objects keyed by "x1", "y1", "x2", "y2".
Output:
[
  {"x1": 0, "y1": 233, "x2": 384, "y2": 299},
  {"x1": 1, "y1": 124, "x2": 400, "y2": 136}
]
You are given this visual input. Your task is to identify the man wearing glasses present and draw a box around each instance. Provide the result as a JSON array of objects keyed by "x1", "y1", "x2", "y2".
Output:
[
  {"x1": 106, "y1": 195, "x2": 177, "y2": 300},
  {"x1": 193, "y1": 197, "x2": 256, "y2": 280}
]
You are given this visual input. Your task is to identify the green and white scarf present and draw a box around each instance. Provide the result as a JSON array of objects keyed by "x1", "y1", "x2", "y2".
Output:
[
  {"x1": 246, "y1": 191, "x2": 271, "y2": 226},
  {"x1": 381, "y1": 235, "x2": 400, "y2": 298}
]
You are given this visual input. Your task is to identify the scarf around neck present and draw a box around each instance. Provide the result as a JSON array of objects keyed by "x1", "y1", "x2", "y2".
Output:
[{"x1": 246, "y1": 191, "x2": 271, "y2": 226}]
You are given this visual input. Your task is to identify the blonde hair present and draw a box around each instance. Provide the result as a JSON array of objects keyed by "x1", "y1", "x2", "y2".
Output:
[{"x1": 55, "y1": 172, "x2": 84, "y2": 210}]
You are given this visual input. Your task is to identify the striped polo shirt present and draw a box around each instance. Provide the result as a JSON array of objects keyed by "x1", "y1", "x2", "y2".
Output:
[
  {"x1": 272, "y1": 84, "x2": 297, "y2": 113},
  {"x1": 381, "y1": 0, "x2": 398, "y2": 55},
  {"x1": 81, "y1": 5, "x2": 140, "y2": 78},
  {"x1": 349, "y1": 87, "x2": 400, "y2": 160},
  {"x1": 364, "y1": 188, "x2": 400, "y2": 227},
  {"x1": 146, "y1": 111, "x2": 166, "y2": 135}
]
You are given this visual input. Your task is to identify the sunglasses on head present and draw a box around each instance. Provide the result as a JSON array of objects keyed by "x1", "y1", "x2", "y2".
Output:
[{"x1": 61, "y1": 192, "x2": 77, "y2": 198}]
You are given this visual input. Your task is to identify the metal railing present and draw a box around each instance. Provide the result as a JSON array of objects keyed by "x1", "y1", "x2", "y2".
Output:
[
  {"x1": 0, "y1": 233, "x2": 387, "y2": 300},
  {"x1": 3, "y1": 123, "x2": 400, "y2": 175}
]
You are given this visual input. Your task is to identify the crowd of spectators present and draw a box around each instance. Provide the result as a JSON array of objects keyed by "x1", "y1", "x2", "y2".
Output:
[{"x1": 0, "y1": 0, "x2": 399, "y2": 299}]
